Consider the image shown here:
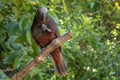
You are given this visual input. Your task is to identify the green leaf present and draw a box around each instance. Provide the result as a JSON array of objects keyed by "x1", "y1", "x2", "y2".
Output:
[
  {"x1": 22, "y1": 1, "x2": 31, "y2": 11},
  {"x1": 3, "y1": 52, "x2": 15, "y2": 64},
  {"x1": 13, "y1": 57, "x2": 20, "y2": 69},
  {"x1": 0, "y1": 14, "x2": 4, "y2": 22},
  {"x1": 8, "y1": 35, "x2": 21, "y2": 49},
  {"x1": 26, "y1": 30, "x2": 32, "y2": 45},
  {"x1": 4, "y1": 21, "x2": 19, "y2": 35},
  {"x1": 15, "y1": 35, "x2": 27, "y2": 43},
  {"x1": 31, "y1": 40, "x2": 40, "y2": 56},
  {"x1": 19, "y1": 17, "x2": 27, "y2": 30},
  {"x1": 1, "y1": 0, "x2": 7, "y2": 4},
  {"x1": 13, "y1": 7, "x2": 20, "y2": 18}
]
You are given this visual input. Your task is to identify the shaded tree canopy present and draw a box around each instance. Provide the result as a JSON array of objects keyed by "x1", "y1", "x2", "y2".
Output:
[{"x1": 0, "y1": 0, "x2": 120, "y2": 80}]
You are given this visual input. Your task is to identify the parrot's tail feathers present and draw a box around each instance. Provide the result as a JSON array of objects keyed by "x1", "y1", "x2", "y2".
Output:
[
  {"x1": 50, "y1": 51, "x2": 67, "y2": 77},
  {"x1": 54, "y1": 60, "x2": 67, "y2": 77}
]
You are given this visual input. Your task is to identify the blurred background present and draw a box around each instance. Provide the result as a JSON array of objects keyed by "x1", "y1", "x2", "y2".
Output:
[{"x1": 0, "y1": 0, "x2": 120, "y2": 80}]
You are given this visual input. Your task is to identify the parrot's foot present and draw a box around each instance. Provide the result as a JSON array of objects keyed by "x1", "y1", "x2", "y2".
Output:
[{"x1": 42, "y1": 24, "x2": 51, "y2": 32}]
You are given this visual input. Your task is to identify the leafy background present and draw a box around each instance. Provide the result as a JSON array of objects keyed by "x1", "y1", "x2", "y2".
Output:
[{"x1": 0, "y1": 0, "x2": 120, "y2": 80}]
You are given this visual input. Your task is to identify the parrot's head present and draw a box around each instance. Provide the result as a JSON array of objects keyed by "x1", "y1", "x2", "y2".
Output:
[{"x1": 38, "y1": 7, "x2": 48, "y2": 24}]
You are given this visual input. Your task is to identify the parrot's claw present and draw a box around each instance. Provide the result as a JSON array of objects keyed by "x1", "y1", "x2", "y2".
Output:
[{"x1": 42, "y1": 24, "x2": 51, "y2": 32}]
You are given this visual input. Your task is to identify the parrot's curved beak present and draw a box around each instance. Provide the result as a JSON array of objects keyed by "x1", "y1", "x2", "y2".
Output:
[
  {"x1": 40, "y1": 12, "x2": 47, "y2": 24},
  {"x1": 43, "y1": 13, "x2": 46, "y2": 23}
]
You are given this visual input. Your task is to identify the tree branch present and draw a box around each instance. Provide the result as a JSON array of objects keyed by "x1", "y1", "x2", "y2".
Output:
[{"x1": 11, "y1": 32, "x2": 72, "y2": 80}]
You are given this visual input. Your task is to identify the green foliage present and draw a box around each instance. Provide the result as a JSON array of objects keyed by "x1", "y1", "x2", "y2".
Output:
[{"x1": 0, "y1": 0, "x2": 120, "y2": 80}]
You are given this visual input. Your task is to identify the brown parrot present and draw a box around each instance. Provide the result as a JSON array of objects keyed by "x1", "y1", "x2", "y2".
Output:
[{"x1": 31, "y1": 7, "x2": 67, "y2": 77}]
